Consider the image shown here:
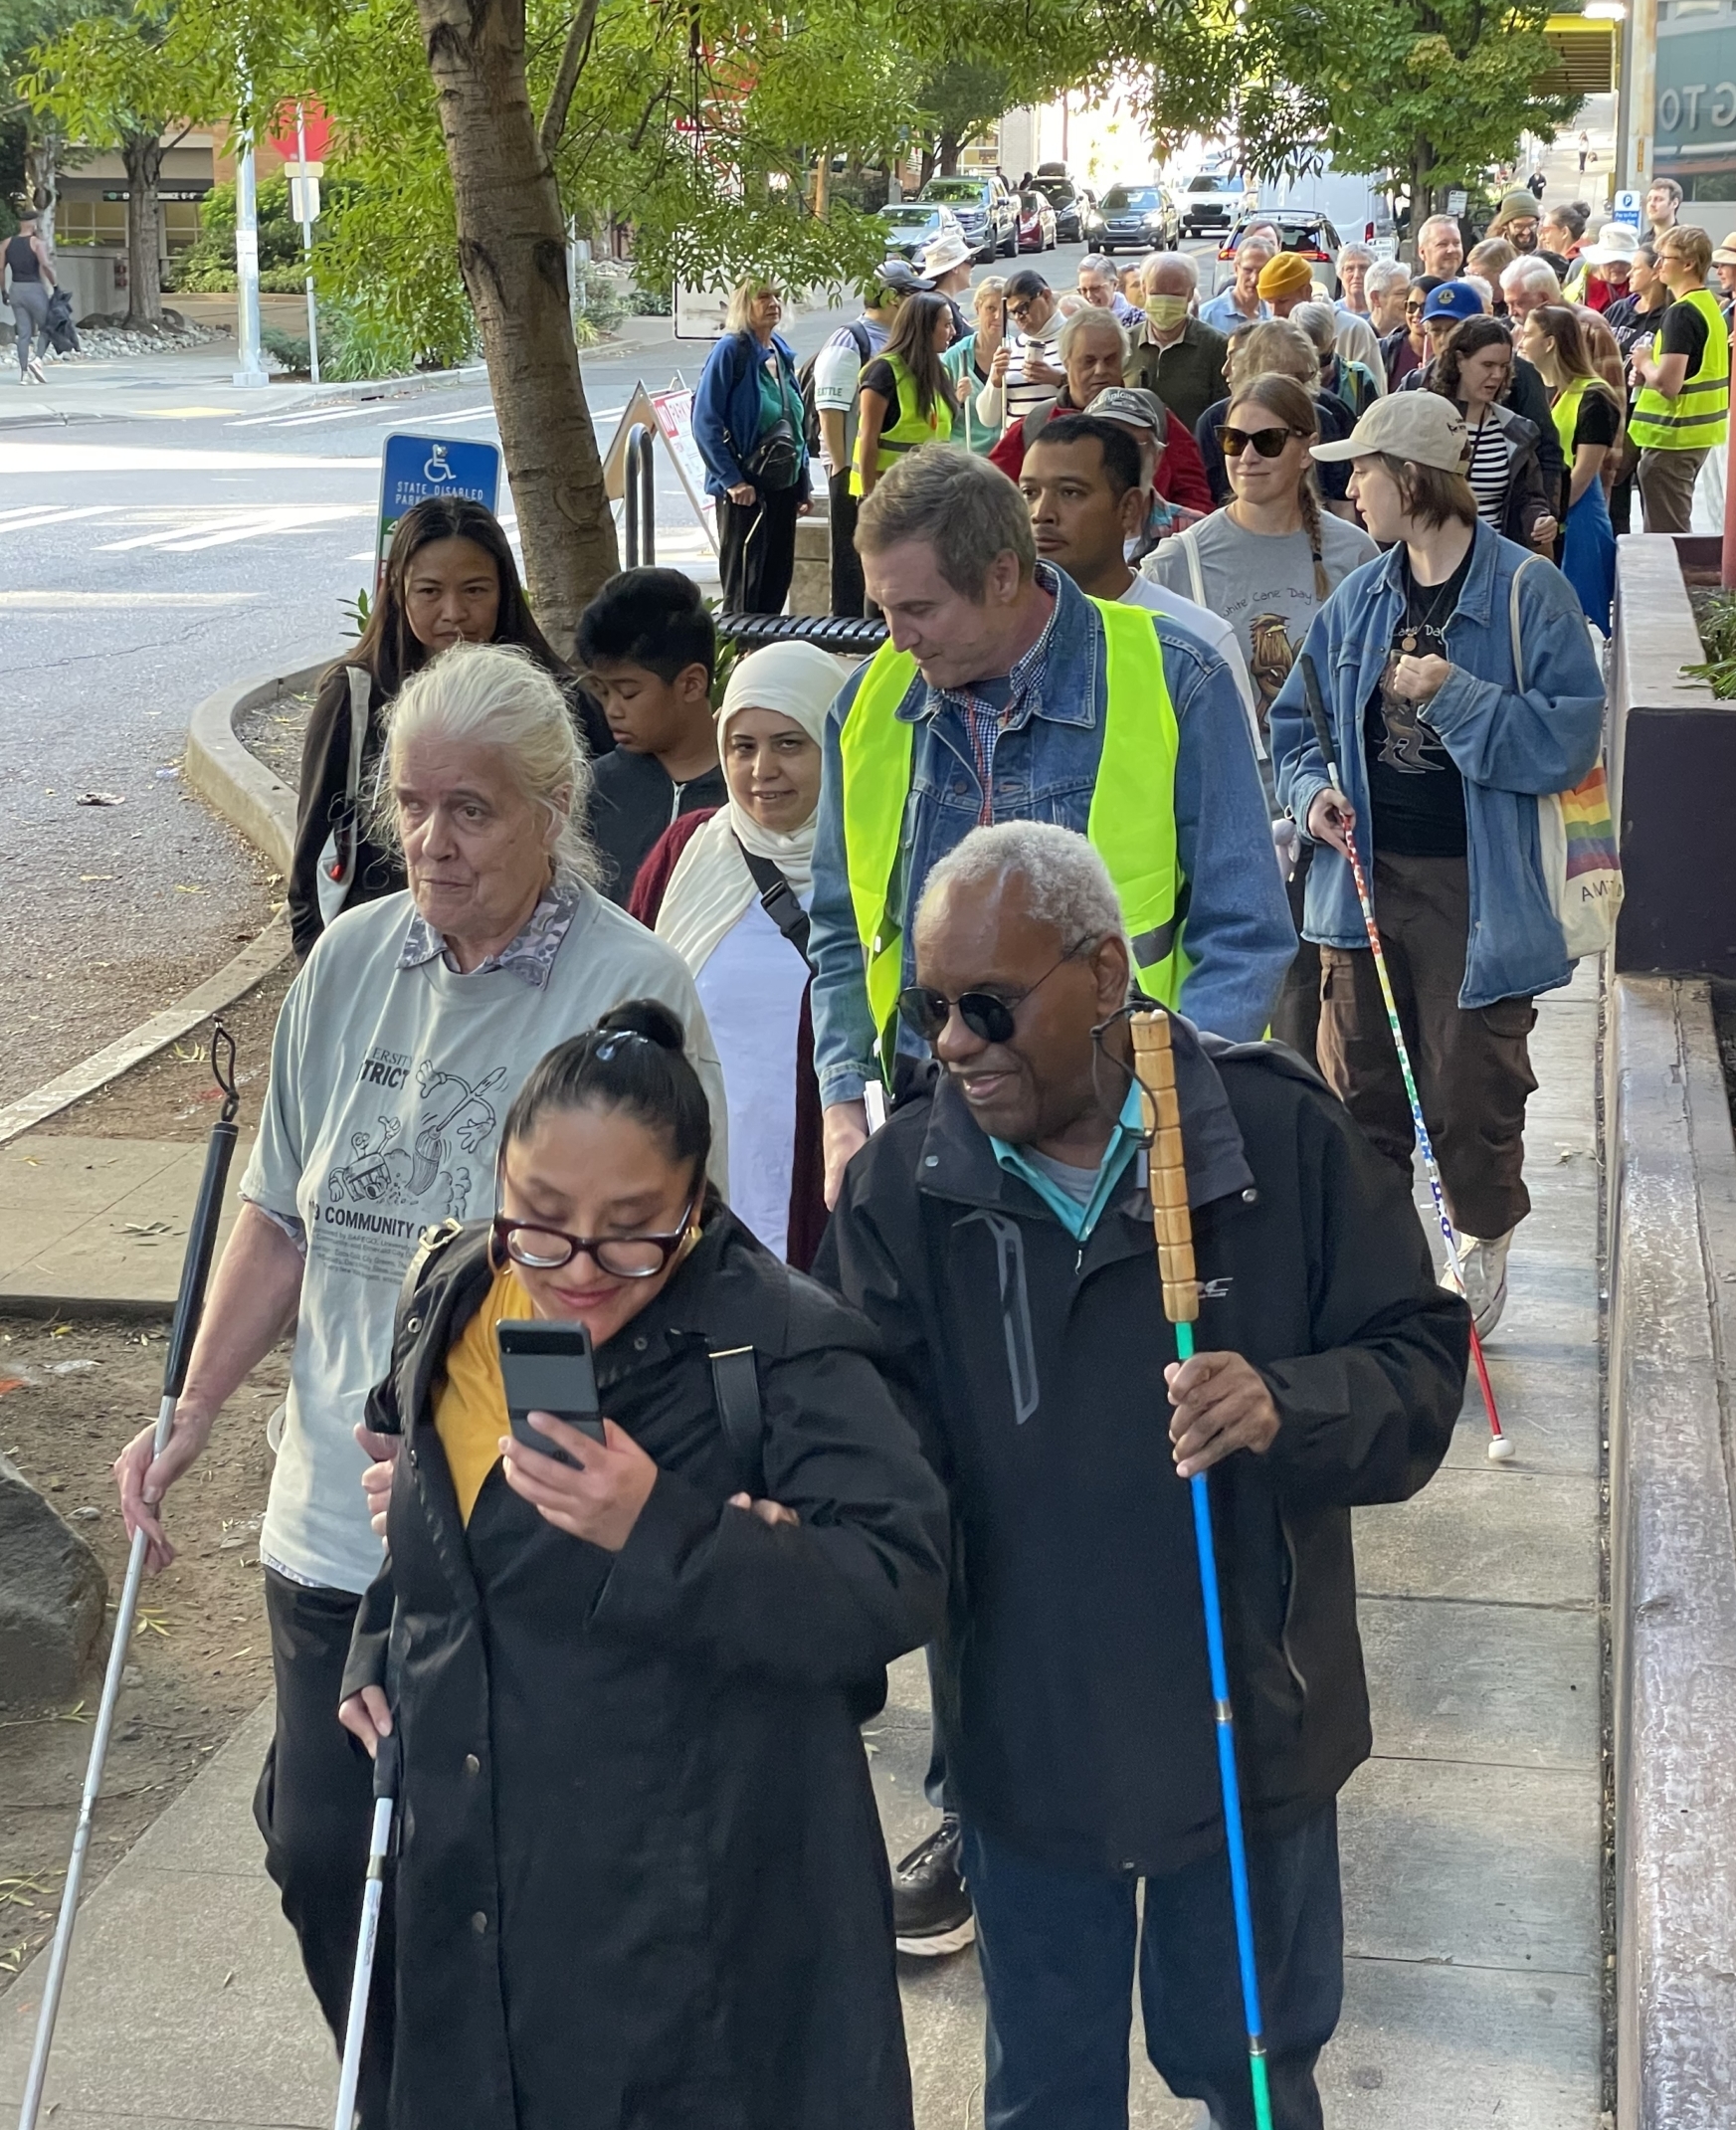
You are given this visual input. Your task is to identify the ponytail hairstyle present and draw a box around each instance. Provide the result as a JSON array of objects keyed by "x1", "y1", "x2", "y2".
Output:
[
  {"x1": 1225, "y1": 374, "x2": 1330, "y2": 601},
  {"x1": 499, "y1": 999, "x2": 711, "y2": 1188}
]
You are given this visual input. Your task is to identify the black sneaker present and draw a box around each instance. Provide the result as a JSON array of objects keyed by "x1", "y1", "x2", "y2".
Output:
[{"x1": 891, "y1": 1815, "x2": 975, "y2": 1957}]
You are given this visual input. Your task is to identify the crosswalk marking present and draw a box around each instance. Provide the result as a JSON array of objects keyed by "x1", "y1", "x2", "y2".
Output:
[
  {"x1": 0, "y1": 504, "x2": 114, "y2": 531},
  {"x1": 98, "y1": 504, "x2": 374, "y2": 553}
]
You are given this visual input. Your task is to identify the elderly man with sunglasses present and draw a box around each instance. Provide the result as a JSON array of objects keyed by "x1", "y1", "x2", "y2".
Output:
[{"x1": 816, "y1": 819, "x2": 1467, "y2": 2130}]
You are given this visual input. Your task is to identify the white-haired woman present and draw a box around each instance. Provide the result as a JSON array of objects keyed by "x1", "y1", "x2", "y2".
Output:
[
  {"x1": 113, "y1": 641, "x2": 726, "y2": 2130},
  {"x1": 631, "y1": 639, "x2": 839, "y2": 1267},
  {"x1": 692, "y1": 276, "x2": 812, "y2": 612}
]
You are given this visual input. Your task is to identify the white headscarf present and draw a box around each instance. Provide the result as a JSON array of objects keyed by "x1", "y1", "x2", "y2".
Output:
[{"x1": 655, "y1": 640, "x2": 844, "y2": 976}]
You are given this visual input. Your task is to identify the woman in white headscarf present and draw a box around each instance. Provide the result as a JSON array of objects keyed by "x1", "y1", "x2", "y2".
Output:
[{"x1": 630, "y1": 638, "x2": 840, "y2": 1266}]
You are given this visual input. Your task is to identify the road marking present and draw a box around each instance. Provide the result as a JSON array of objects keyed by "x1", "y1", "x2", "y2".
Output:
[
  {"x1": 98, "y1": 504, "x2": 373, "y2": 552},
  {"x1": 0, "y1": 444, "x2": 374, "y2": 472},
  {"x1": 228, "y1": 400, "x2": 415, "y2": 430},
  {"x1": 0, "y1": 591, "x2": 260, "y2": 607},
  {"x1": 0, "y1": 504, "x2": 114, "y2": 531}
]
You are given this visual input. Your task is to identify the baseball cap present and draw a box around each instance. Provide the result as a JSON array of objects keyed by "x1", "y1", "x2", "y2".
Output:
[
  {"x1": 1421, "y1": 279, "x2": 1485, "y2": 323},
  {"x1": 1083, "y1": 386, "x2": 1169, "y2": 437},
  {"x1": 1311, "y1": 393, "x2": 1470, "y2": 473},
  {"x1": 876, "y1": 259, "x2": 933, "y2": 296}
]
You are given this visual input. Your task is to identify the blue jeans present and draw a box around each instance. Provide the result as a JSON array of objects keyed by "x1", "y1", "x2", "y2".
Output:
[{"x1": 961, "y1": 1807, "x2": 1343, "y2": 2130}]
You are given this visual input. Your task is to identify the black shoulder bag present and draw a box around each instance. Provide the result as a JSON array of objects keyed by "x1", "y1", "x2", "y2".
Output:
[{"x1": 733, "y1": 837, "x2": 813, "y2": 970}]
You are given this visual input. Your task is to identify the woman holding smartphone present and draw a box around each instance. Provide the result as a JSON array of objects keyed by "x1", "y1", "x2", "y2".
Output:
[{"x1": 340, "y1": 1001, "x2": 947, "y2": 2130}]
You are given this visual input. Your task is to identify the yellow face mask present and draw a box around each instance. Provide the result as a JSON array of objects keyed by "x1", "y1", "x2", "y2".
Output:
[{"x1": 1144, "y1": 294, "x2": 1191, "y2": 330}]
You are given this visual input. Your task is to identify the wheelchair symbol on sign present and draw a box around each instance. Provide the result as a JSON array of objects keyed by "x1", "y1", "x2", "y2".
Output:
[{"x1": 424, "y1": 445, "x2": 455, "y2": 484}]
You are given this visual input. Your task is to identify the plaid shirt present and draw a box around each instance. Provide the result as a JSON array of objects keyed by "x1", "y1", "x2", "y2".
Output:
[
  {"x1": 398, "y1": 868, "x2": 583, "y2": 988},
  {"x1": 936, "y1": 562, "x2": 1063, "y2": 823}
]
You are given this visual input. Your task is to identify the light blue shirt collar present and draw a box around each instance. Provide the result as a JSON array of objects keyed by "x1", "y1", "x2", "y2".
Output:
[{"x1": 990, "y1": 1082, "x2": 1145, "y2": 1241}]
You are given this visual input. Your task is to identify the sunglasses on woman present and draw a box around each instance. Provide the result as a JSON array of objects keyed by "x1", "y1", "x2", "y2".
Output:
[
  {"x1": 896, "y1": 938, "x2": 1094, "y2": 1046},
  {"x1": 1216, "y1": 425, "x2": 1304, "y2": 461}
]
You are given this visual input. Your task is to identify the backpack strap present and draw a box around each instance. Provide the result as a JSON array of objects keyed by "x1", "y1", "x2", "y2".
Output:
[
  {"x1": 1178, "y1": 524, "x2": 1206, "y2": 607},
  {"x1": 709, "y1": 1345, "x2": 765, "y2": 1492},
  {"x1": 329, "y1": 667, "x2": 372, "y2": 886},
  {"x1": 734, "y1": 836, "x2": 813, "y2": 968}
]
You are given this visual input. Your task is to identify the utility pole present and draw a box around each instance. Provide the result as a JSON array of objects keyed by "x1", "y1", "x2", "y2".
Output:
[
  {"x1": 232, "y1": 117, "x2": 269, "y2": 389},
  {"x1": 291, "y1": 101, "x2": 321, "y2": 384},
  {"x1": 1627, "y1": 0, "x2": 1657, "y2": 192}
]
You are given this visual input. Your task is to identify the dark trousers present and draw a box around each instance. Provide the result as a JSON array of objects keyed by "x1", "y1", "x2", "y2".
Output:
[
  {"x1": 257, "y1": 1570, "x2": 395, "y2": 2130},
  {"x1": 1609, "y1": 436, "x2": 1639, "y2": 536},
  {"x1": 828, "y1": 469, "x2": 867, "y2": 617},
  {"x1": 961, "y1": 1807, "x2": 1343, "y2": 2130},
  {"x1": 1315, "y1": 850, "x2": 1536, "y2": 1241},
  {"x1": 716, "y1": 484, "x2": 801, "y2": 613}
]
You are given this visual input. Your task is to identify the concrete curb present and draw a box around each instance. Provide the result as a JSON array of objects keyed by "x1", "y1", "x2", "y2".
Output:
[
  {"x1": 1604, "y1": 974, "x2": 1736, "y2": 2126},
  {"x1": 0, "y1": 661, "x2": 332, "y2": 1148}
]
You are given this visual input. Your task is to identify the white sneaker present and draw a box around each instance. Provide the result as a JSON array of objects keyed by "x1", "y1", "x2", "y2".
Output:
[
  {"x1": 1443, "y1": 1229, "x2": 1513, "y2": 1338},
  {"x1": 27, "y1": 356, "x2": 45, "y2": 383}
]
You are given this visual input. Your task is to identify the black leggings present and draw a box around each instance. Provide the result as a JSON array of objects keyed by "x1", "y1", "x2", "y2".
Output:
[{"x1": 256, "y1": 1570, "x2": 395, "y2": 2130}]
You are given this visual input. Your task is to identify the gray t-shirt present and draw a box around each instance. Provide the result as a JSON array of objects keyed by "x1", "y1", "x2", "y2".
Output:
[
  {"x1": 1143, "y1": 511, "x2": 1379, "y2": 741},
  {"x1": 242, "y1": 884, "x2": 726, "y2": 1593}
]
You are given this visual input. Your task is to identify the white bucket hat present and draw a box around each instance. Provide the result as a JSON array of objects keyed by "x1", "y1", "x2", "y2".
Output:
[
  {"x1": 922, "y1": 231, "x2": 974, "y2": 278},
  {"x1": 1582, "y1": 223, "x2": 1640, "y2": 268}
]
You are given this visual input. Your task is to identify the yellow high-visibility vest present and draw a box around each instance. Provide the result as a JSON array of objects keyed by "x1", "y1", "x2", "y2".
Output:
[{"x1": 1630, "y1": 287, "x2": 1729, "y2": 451}]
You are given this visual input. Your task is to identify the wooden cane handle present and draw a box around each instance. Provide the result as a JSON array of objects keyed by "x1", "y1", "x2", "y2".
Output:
[{"x1": 1129, "y1": 1011, "x2": 1199, "y2": 1323}]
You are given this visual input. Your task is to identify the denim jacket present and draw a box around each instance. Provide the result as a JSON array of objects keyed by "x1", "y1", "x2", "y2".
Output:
[
  {"x1": 1269, "y1": 520, "x2": 1605, "y2": 1010},
  {"x1": 809, "y1": 567, "x2": 1296, "y2": 1104}
]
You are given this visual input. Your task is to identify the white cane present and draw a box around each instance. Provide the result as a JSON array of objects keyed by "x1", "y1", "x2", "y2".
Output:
[{"x1": 331, "y1": 1726, "x2": 399, "y2": 2130}]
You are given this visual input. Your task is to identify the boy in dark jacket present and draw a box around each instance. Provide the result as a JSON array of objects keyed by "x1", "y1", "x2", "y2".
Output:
[{"x1": 816, "y1": 821, "x2": 1468, "y2": 2130}]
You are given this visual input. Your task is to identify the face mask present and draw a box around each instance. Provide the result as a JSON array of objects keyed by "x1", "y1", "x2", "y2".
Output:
[{"x1": 1145, "y1": 294, "x2": 1190, "y2": 330}]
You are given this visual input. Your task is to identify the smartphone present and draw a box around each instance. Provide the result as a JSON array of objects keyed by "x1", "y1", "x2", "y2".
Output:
[{"x1": 496, "y1": 1320, "x2": 603, "y2": 1464}]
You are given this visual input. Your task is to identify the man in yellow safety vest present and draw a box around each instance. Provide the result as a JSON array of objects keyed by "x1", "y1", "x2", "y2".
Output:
[{"x1": 1630, "y1": 223, "x2": 1731, "y2": 534}]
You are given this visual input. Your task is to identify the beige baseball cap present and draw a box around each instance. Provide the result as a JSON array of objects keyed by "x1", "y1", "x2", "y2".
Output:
[{"x1": 1311, "y1": 391, "x2": 1470, "y2": 473}]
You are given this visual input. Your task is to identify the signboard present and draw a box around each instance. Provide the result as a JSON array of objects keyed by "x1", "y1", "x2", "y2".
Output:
[
  {"x1": 602, "y1": 383, "x2": 717, "y2": 552},
  {"x1": 1612, "y1": 188, "x2": 1641, "y2": 228},
  {"x1": 1446, "y1": 189, "x2": 1468, "y2": 216},
  {"x1": 1652, "y1": 18, "x2": 1736, "y2": 193},
  {"x1": 376, "y1": 433, "x2": 502, "y2": 577},
  {"x1": 674, "y1": 283, "x2": 730, "y2": 340},
  {"x1": 283, "y1": 159, "x2": 323, "y2": 224}
]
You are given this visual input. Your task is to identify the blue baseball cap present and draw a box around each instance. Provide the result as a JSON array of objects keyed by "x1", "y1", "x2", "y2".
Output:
[{"x1": 1422, "y1": 279, "x2": 1486, "y2": 323}]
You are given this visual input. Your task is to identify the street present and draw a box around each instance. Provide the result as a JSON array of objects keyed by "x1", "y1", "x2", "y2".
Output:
[{"x1": 0, "y1": 242, "x2": 1129, "y2": 1106}]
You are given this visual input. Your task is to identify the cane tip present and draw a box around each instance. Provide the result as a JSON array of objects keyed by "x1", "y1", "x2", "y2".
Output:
[{"x1": 1487, "y1": 1432, "x2": 1516, "y2": 1463}]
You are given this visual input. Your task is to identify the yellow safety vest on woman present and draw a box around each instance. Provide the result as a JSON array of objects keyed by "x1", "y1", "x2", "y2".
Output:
[
  {"x1": 850, "y1": 352, "x2": 955, "y2": 497},
  {"x1": 1629, "y1": 287, "x2": 1730, "y2": 452},
  {"x1": 1550, "y1": 376, "x2": 1623, "y2": 472},
  {"x1": 837, "y1": 598, "x2": 1186, "y2": 1083}
]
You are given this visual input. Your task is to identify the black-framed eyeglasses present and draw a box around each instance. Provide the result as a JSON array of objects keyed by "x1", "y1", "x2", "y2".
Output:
[
  {"x1": 491, "y1": 1189, "x2": 700, "y2": 1277},
  {"x1": 1217, "y1": 424, "x2": 1302, "y2": 461},
  {"x1": 897, "y1": 938, "x2": 1094, "y2": 1046}
]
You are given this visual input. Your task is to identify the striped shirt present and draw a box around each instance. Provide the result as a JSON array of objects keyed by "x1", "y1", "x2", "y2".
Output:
[{"x1": 1464, "y1": 411, "x2": 1516, "y2": 527}]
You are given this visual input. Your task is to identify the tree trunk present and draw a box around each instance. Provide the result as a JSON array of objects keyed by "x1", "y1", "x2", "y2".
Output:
[
  {"x1": 27, "y1": 129, "x2": 60, "y2": 246},
  {"x1": 919, "y1": 140, "x2": 937, "y2": 187},
  {"x1": 416, "y1": 0, "x2": 619, "y2": 643},
  {"x1": 939, "y1": 131, "x2": 962, "y2": 176},
  {"x1": 121, "y1": 132, "x2": 165, "y2": 328}
]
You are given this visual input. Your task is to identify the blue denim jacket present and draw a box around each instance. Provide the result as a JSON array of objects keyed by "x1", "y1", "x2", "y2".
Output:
[
  {"x1": 1269, "y1": 521, "x2": 1605, "y2": 1010},
  {"x1": 809, "y1": 568, "x2": 1296, "y2": 1104}
]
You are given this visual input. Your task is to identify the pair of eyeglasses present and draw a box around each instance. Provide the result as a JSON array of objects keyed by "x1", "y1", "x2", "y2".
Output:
[
  {"x1": 897, "y1": 939, "x2": 1093, "y2": 1046},
  {"x1": 491, "y1": 1189, "x2": 700, "y2": 1277},
  {"x1": 1007, "y1": 301, "x2": 1037, "y2": 321},
  {"x1": 1217, "y1": 425, "x2": 1303, "y2": 461}
]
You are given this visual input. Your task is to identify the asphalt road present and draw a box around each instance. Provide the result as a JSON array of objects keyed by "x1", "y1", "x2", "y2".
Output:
[{"x1": 0, "y1": 237, "x2": 1144, "y2": 1106}]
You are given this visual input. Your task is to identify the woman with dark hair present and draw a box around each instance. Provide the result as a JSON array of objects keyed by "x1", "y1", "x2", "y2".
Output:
[
  {"x1": 289, "y1": 495, "x2": 610, "y2": 958},
  {"x1": 1519, "y1": 302, "x2": 1621, "y2": 631},
  {"x1": 1428, "y1": 316, "x2": 1557, "y2": 549},
  {"x1": 853, "y1": 290, "x2": 958, "y2": 498},
  {"x1": 340, "y1": 999, "x2": 947, "y2": 2130}
]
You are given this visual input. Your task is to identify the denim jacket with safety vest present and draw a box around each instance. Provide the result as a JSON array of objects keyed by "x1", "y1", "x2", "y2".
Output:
[
  {"x1": 1268, "y1": 521, "x2": 1606, "y2": 1010},
  {"x1": 808, "y1": 565, "x2": 1295, "y2": 1106}
]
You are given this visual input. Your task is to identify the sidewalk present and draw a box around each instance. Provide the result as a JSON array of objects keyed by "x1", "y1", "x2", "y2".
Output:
[{"x1": 0, "y1": 969, "x2": 1607, "y2": 2126}]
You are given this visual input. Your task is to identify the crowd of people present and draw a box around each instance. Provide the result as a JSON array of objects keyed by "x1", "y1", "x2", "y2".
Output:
[{"x1": 116, "y1": 179, "x2": 1664, "y2": 2130}]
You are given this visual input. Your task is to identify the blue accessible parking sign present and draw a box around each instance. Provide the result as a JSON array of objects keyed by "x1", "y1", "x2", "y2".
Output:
[{"x1": 376, "y1": 432, "x2": 503, "y2": 578}]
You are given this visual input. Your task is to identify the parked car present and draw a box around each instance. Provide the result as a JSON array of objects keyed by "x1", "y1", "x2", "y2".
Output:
[
  {"x1": 918, "y1": 174, "x2": 1018, "y2": 261},
  {"x1": 1016, "y1": 189, "x2": 1059, "y2": 252},
  {"x1": 1212, "y1": 211, "x2": 1344, "y2": 296},
  {"x1": 1097, "y1": 182, "x2": 1179, "y2": 253},
  {"x1": 875, "y1": 201, "x2": 967, "y2": 267},
  {"x1": 1032, "y1": 175, "x2": 1097, "y2": 246},
  {"x1": 1174, "y1": 169, "x2": 1256, "y2": 239}
]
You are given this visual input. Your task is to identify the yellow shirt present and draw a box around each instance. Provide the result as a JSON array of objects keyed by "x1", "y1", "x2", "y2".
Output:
[{"x1": 434, "y1": 1264, "x2": 534, "y2": 1524}]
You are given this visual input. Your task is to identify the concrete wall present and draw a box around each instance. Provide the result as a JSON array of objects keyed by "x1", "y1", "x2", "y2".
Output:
[
  {"x1": 1609, "y1": 536, "x2": 1736, "y2": 980},
  {"x1": 1604, "y1": 976, "x2": 1736, "y2": 2125}
]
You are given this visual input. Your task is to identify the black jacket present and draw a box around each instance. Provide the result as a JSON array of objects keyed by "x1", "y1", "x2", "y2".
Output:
[
  {"x1": 587, "y1": 747, "x2": 727, "y2": 904},
  {"x1": 344, "y1": 1213, "x2": 946, "y2": 2130},
  {"x1": 289, "y1": 662, "x2": 614, "y2": 957},
  {"x1": 814, "y1": 1032, "x2": 1468, "y2": 1878}
]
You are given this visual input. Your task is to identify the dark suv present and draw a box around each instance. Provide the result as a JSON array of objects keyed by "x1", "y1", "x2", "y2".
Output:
[
  {"x1": 1032, "y1": 175, "x2": 1099, "y2": 246},
  {"x1": 917, "y1": 175, "x2": 1018, "y2": 262}
]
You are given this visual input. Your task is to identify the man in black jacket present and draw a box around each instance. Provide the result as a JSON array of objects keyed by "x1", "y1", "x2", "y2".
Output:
[{"x1": 817, "y1": 821, "x2": 1468, "y2": 2130}]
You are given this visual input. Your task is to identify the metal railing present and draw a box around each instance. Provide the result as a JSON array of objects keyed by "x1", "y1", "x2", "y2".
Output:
[{"x1": 622, "y1": 424, "x2": 656, "y2": 567}]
